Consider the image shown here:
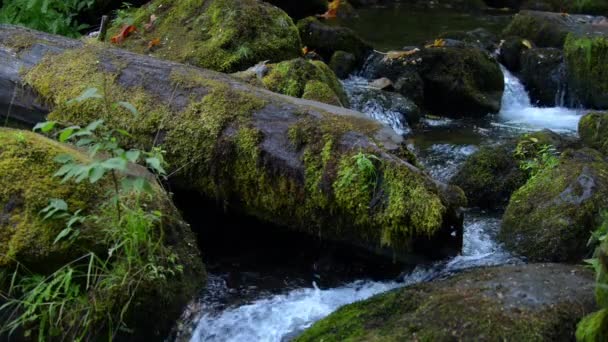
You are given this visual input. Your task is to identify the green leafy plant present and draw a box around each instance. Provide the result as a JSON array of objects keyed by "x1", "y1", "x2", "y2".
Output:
[
  {"x1": 0, "y1": 0, "x2": 95, "y2": 37},
  {"x1": 514, "y1": 138, "x2": 559, "y2": 178},
  {"x1": 1, "y1": 87, "x2": 178, "y2": 341},
  {"x1": 577, "y1": 212, "x2": 608, "y2": 341}
]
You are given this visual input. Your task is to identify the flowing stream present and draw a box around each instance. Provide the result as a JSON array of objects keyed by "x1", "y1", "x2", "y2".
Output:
[{"x1": 184, "y1": 66, "x2": 583, "y2": 342}]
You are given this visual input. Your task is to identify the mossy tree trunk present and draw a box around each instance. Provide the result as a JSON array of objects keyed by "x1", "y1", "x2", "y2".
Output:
[{"x1": 0, "y1": 24, "x2": 464, "y2": 262}]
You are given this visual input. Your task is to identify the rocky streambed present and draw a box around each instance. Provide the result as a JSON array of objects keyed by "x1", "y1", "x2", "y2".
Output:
[{"x1": 1, "y1": 0, "x2": 608, "y2": 341}]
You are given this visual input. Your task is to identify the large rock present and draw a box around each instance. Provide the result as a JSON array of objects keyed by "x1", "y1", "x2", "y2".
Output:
[
  {"x1": 503, "y1": 10, "x2": 608, "y2": 48},
  {"x1": 579, "y1": 112, "x2": 608, "y2": 154},
  {"x1": 500, "y1": 148, "x2": 608, "y2": 262},
  {"x1": 297, "y1": 17, "x2": 372, "y2": 63},
  {"x1": 521, "y1": 0, "x2": 608, "y2": 14},
  {"x1": 0, "y1": 128, "x2": 205, "y2": 340},
  {"x1": 261, "y1": 58, "x2": 350, "y2": 107},
  {"x1": 265, "y1": 0, "x2": 328, "y2": 19},
  {"x1": 0, "y1": 25, "x2": 464, "y2": 262},
  {"x1": 452, "y1": 129, "x2": 570, "y2": 209},
  {"x1": 362, "y1": 46, "x2": 504, "y2": 117},
  {"x1": 564, "y1": 33, "x2": 608, "y2": 109},
  {"x1": 107, "y1": 0, "x2": 302, "y2": 73},
  {"x1": 296, "y1": 264, "x2": 595, "y2": 341},
  {"x1": 498, "y1": 36, "x2": 529, "y2": 72},
  {"x1": 520, "y1": 47, "x2": 567, "y2": 106}
]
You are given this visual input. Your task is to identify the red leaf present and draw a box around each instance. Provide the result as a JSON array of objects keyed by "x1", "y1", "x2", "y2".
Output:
[{"x1": 111, "y1": 25, "x2": 137, "y2": 44}]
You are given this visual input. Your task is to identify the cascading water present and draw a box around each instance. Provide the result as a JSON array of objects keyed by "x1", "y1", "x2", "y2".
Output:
[
  {"x1": 497, "y1": 66, "x2": 584, "y2": 133},
  {"x1": 185, "y1": 66, "x2": 584, "y2": 342}
]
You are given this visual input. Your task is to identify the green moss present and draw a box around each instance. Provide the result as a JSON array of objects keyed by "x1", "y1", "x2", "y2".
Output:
[
  {"x1": 579, "y1": 112, "x2": 608, "y2": 155},
  {"x1": 502, "y1": 12, "x2": 568, "y2": 48},
  {"x1": 577, "y1": 309, "x2": 608, "y2": 342},
  {"x1": 500, "y1": 148, "x2": 608, "y2": 262},
  {"x1": 302, "y1": 80, "x2": 340, "y2": 105},
  {"x1": 297, "y1": 265, "x2": 590, "y2": 341},
  {"x1": 262, "y1": 58, "x2": 349, "y2": 106},
  {"x1": 107, "y1": 0, "x2": 301, "y2": 73},
  {"x1": 0, "y1": 129, "x2": 101, "y2": 270},
  {"x1": 565, "y1": 34, "x2": 608, "y2": 108},
  {"x1": 21, "y1": 40, "x2": 453, "y2": 258}
]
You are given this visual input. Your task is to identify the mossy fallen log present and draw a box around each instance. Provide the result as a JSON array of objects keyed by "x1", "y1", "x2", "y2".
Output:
[{"x1": 0, "y1": 25, "x2": 464, "y2": 262}]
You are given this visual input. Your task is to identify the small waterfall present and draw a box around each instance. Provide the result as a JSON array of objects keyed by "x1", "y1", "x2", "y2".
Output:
[
  {"x1": 188, "y1": 211, "x2": 515, "y2": 342},
  {"x1": 497, "y1": 66, "x2": 584, "y2": 133}
]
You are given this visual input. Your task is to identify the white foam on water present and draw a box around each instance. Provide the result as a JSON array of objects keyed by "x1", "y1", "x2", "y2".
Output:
[
  {"x1": 188, "y1": 212, "x2": 514, "y2": 342},
  {"x1": 497, "y1": 66, "x2": 584, "y2": 133}
]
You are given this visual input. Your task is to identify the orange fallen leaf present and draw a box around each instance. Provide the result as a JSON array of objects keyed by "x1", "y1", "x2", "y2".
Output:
[
  {"x1": 111, "y1": 25, "x2": 137, "y2": 44},
  {"x1": 302, "y1": 46, "x2": 309, "y2": 55},
  {"x1": 317, "y1": 0, "x2": 340, "y2": 19},
  {"x1": 148, "y1": 38, "x2": 161, "y2": 50}
]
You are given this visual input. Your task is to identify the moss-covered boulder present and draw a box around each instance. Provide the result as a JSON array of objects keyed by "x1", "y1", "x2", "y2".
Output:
[
  {"x1": 520, "y1": 47, "x2": 566, "y2": 107},
  {"x1": 107, "y1": 0, "x2": 301, "y2": 73},
  {"x1": 362, "y1": 46, "x2": 504, "y2": 117},
  {"x1": 0, "y1": 128, "x2": 205, "y2": 340},
  {"x1": 453, "y1": 130, "x2": 573, "y2": 209},
  {"x1": 297, "y1": 16, "x2": 372, "y2": 63},
  {"x1": 452, "y1": 144, "x2": 527, "y2": 209},
  {"x1": 503, "y1": 10, "x2": 572, "y2": 48},
  {"x1": 500, "y1": 148, "x2": 608, "y2": 262},
  {"x1": 564, "y1": 34, "x2": 608, "y2": 109},
  {"x1": 261, "y1": 58, "x2": 350, "y2": 106},
  {"x1": 579, "y1": 112, "x2": 608, "y2": 154},
  {"x1": 296, "y1": 263, "x2": 595, "y2": 341},
  {"x1": 329, "y1": 50, "x2": 358, "y2": 79},
  {"x1": 1, "y1": 25, "x2": 465, "y2": 262}
]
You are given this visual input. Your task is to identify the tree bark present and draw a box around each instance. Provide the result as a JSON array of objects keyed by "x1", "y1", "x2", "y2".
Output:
[{"x1": 0, "y1": 24, "x2": 463, "y2": 262}]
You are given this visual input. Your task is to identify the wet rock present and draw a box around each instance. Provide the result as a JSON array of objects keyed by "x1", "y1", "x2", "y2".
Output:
[
  {"x1": 296, "y1": 263, "x2": 596, "y2": 341},
  {"x1": 0, "y1": 128, "x2": 205, "y2": 340},
  {"x1": 501, "y1": 148, "x2": 608, "y2": 262},
  {"x1": 503, "y1": 10, "x2": 608, "y2": 48},
  {"x1": 521, "y1": 0, "x2": 608, "y2": 15},
  {"x1": 453, "y1": 130, "x2": 574, "y2": 209},
  {"x1": 520, "y1": 47, "x2": 567, "y2": 106},
  {"x1": 440, "y1": 27, "x2": 500, "y2": 52},
  {"x1": 564, "y1": 33, "x2": 608, "y2": 109},
  {"x1": 297, "y1": 16, "x2": 372, "y2": 63},
  {"x1": 348, "y1": 86, "x2": 422, "y2": 127},
  {"x1": 106, "y1": 0, "x2": 301, "y2": 73},
  {"x1": 265, "y1": 0, "x2": 328, "y2": 19},
  {"x1": 579, "y1": 112, "x2": 608, "y2": 154},
  {"x1": 0, "y1": 24, "x2": 465, "y2": 264},
  {"x1": 261, "y1": 58, "x2": 350, "y2": 106},
  {"x1": 498, "y1": 36, "x2": 529, "y2": 72},
  {"x1": 362, "y1": 46, "x2": 504, "y2": 117},
  {"x1": 369, "y1": 77, "x2": 394, "y2": 90},
  {"x1": 329, "y1": 50, "x2": 358, "y2": 78}
]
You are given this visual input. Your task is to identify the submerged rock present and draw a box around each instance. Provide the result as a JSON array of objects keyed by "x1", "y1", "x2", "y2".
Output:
[
  {"x1": 348, "y1": 85, "x2": 422, "y2": 128},
  {"x1": 296, "y1": 263, "x2": 595, "y2": 341},
  {"x1": 107, "y1": 0, "x2": 302, "y2": 73},
  {"x1": 501, "y1": 148, "x2": 608, "y2": 262},
  {"x1": 0, "y1": 128, "x2": 205, "y2": 340}
]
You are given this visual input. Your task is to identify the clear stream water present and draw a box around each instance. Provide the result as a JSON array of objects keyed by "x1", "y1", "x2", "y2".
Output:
[
  {"x1": 185, "y1": 68, "x2": 584, "y2": 342},
  {"x1": 184, "y1": 5, "x2": 587, "y2": 340}
]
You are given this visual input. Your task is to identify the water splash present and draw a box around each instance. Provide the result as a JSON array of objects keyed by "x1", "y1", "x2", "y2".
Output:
[
  {"x1": 188, "y1": 211, "x2": 515, "y2": 342},
  {"x1": 497, "y1": 66, "x2": 584, "y2": 133}
]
